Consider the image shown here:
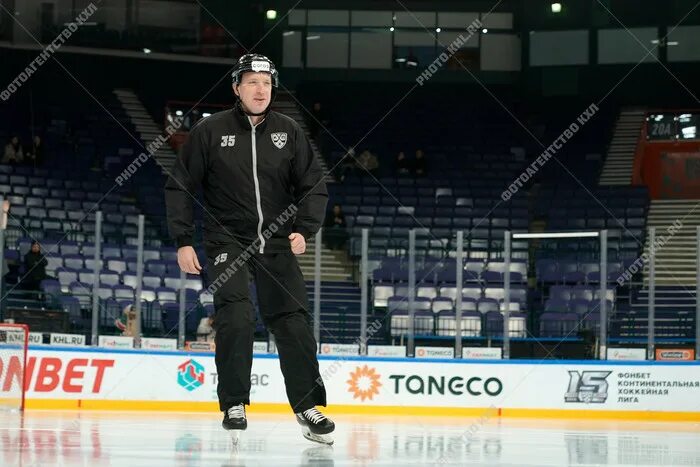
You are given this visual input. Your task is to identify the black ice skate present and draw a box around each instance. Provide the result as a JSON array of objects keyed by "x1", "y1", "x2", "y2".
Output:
[
  {"x1": 222, "y1": 404, "x2": 247, "y2": 444},
  {"x1": 295, "y1": 407, "x2": 335, "y2": 445}
]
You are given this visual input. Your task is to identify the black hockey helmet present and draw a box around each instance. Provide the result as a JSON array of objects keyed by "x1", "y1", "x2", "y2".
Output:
[{"x1": 231, "y1": 53, "x2": 279, "y2": 88}]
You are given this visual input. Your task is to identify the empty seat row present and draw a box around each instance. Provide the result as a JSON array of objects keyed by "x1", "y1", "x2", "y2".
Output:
[
  {"x1": 54, "y1": 268, "x2": 202, "y2": 291},
  {"x1": 7, "y1": 198, "x2": 138, "y2": 213},
  {"x1": 47, "y1": 257, "x2": 180, "y2": 275},
  {"x1": 373, "y1": 285, "x2": 528, "y2": 307},
  {"x1": 390, "y1": 309, "x2": 527, "y2": 338},
  {"x1": 18, "y1": 238, "x2": 176, "y2": 261}
]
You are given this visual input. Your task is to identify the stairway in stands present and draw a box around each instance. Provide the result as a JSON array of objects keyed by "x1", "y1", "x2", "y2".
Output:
[
  {"x1": 643, "y1": 199, "x2": 700, "y2": 286},
  {"x1": 599, "y1": 108, "x2": 646, "y2": 186},
  {"x1": 275, "y1": 92, "x2": 363, "y2": 328},
  {"x1": 299, "y1": 237, "x2": 354, "y2": 281},
  {"x1": 623, "y1": 288, "x2": 697, "y2": 344},
  {"x1": 273, "y1": 91, "x2": 335, "y2": 184},
  {"x1": 113, "y1": 89, "x2": 178, "y2": 173},
  {"x1": 306, "y1": 281, "x2": 367, "y2": 344},
  {"x1": 270, "y1": 92, "x2": 358, "y2": 282},
  {"x1": 618, "y1": 199, "x2": 700, "y2": 345}
]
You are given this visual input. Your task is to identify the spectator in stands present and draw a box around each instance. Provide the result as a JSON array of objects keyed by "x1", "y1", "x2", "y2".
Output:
[
  {"x1": 324, "y1": 204, "x2": 348, "y2": 250},
  {"x1": 2, "y1": 199, "x2": 9, "y2": 229},
  {"x1": 396, "y1": 151, "x2": 410, "y2": 175},
  {"x1": 25, "y1": 135, "x2": 44, "y2": 167},
  {"x1": 115, "y1": 304, "x2": 137, "y2": 337},
  {"x1": 414, "y1": 148, "x2": 427, "y2": 176},
  {"x1": 337, "y1": 146, "x2": 356, "y2": 181},
  {"x1": 22, "y1": 241, "x2": 47, "y2": 290},
  {"x1": 357, "y1": 149, "x2": 379, "y2": 176},
  {"x1": 2, "y1": 136, "x2": 24, "y2": 165},
  {"x1": 197, "y1": 316, "x2": 216, "y2": 342},
  {"x1": 2, "y1": 201, "x2": 11, "y2": 286}
]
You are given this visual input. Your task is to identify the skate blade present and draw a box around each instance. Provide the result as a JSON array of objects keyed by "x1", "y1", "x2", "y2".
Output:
[
  {"x1": 301, "y1": 427, "x2": 334, "y2": 446},
  {"x1": 229, "y1": 430, "x2": 242, "y2": 445}
]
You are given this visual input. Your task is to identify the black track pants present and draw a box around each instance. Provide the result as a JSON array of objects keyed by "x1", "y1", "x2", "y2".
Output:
[{"x1": 204, "y1": 241, "x2": 327, "y2": 413}]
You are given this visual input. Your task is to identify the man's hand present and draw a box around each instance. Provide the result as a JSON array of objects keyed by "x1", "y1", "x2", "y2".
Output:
[
  {"x1": 177, "y1": 246, "x2": 202, "y2": 274},
  {"x1": 288, "y1": 233, "x2": 306, "y2": 255}
]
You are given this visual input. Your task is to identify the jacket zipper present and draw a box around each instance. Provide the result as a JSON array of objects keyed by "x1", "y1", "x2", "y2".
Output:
[{"x1": 249, "y1": 117, "x2": 265, "y2": 253}]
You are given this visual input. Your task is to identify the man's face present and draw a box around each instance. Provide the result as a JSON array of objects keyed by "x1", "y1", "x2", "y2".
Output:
[
  {"x1": 31, "y1": 244, "x2": 39, "y2": 253},
  {"x1": 234, "y1": 72, "x2": 272, "y2": 115}
]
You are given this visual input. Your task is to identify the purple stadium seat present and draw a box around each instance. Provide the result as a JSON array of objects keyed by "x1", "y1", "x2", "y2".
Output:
[
  {"x1": 539, "y1": 312, "x2": 579, "y2": 337},
  {"x1": 40, "y1": 279, "x2": 61, "y2": 297},
  {"x1": 571, "y1": 286, "x2": 594, "y2": 301},
  {"x1": 416, "y1": 285, "x2": 437, "y2": 300},
  {"x1": 549, "y1": 285, "x2": 572, "y2": 302},
  {"x1": 63, "y1": 254, "x2": 84, "y2": 270},
  {"x1": 58, "y1": 241, "x2": 79, "y2": 256},
  {"x1": 462, "y1": 286, "x2": 482, "y2": 301},
  {"x1": 106, "y1": 258, "x2": 127, "y2": 274},
  {"x1": 458, "y1": 298, "x2": 478, "y2": 312},
  {"x1": 145, "y1": 260, "x2": 167, "y2": 276},
  {"x1": 156, "y1": 287, "x2": 178, "y2": 304},
  {"x1": 387, "y1": 296, "x2": 409, "y2": 314},
  {"x1": 96, "y1": 287, "x2": 113, "y2": 300},
  {"x1": 431, "y1": 297, "x2": 453, "y2": 314},
  {"x1": 477, "y1": 298, "x2": 499, "y2": 314},
  {"x1": 544, "y1": 299, "x2": 569, "y2": 313},
  {"x1": 77, "y1": 269, "x2": 95, "y2": 284},
  {"x1": 143, "y1": 273, "x2": 162, "y2": 289},
  {"x1": 113, "y1": 285, "x2": 135, "y2": 300},
  {"x1": 569, "y1": 299, "x2": 590, "y2": 316},
  {"x1": 99, "y1": 270, "x2": 120, "y2": 287},
  {"x1": 537, "y1": 259, "x2": 561, "y2": 284}
]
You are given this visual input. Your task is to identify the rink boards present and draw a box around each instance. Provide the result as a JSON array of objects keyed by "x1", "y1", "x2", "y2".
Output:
[{"x1": 4, "y1": 346, "x2": 700, "y2": 421}]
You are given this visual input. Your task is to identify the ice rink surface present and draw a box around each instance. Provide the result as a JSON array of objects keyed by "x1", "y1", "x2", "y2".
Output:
[{"x1": 2, "y1": 410, "x2": 700, "y2": 466}]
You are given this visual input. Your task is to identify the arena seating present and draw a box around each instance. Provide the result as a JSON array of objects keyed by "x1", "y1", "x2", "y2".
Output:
[{"x1": 1, "y1": 81, "x2": 659, "y2": 346}]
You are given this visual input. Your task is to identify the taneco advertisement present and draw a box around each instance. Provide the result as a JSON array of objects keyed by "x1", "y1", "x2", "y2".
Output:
[{"x1": 1, "y1": 347, "x2": 698, "y2": 415}]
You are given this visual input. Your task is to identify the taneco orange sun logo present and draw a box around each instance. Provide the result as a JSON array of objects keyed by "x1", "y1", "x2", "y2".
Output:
[{"x1": 347, "y1": 365, "x2": 382, "y2": 401}]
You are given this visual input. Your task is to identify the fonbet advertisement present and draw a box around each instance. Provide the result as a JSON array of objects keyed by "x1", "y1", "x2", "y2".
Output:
[{"x1": 0, "y1": 347, "x2": 698, "y2": 413}]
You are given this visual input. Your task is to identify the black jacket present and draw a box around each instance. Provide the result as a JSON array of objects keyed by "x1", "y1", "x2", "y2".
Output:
[
  {"x1": 165, "y1": 105, "x2": 328, "y2": 253},
  {"x1": 24, "y1": 251, "x2": 47, "y2": 281}
]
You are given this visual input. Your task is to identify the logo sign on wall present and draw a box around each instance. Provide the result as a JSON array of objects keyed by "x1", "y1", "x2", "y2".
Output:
[
  {"x1": 462, "y1": 347, "x2": 502, "y2": 359},
  {"x1": 415, "y1": 346, "x2": 454, "y2": 358},
  {"x1": 28, "y1": 333, "x2": 44, "y2": 344},
  {"x1": 177, "y1": 359, "x2": 205, "y2": 391},
  {"x1": 564, "y1": 371, "x2": 612, "y2": 403},
  {"x1": 607, "y1": 348, "x2": 646, "y2": 361},
  {"x1": 50, "y1": 333, "x2": 86, "y2": 346},
  {"x1": 367, "y1": 345, "x2": 406, "y2": 357},
  {"x1": 655, "y1": 349, "x2": 695, "y2": 361},
  {"x1": 141, "y1": 337, "x2": 177, "y2": 351},
  {"x1": 98, "y1": 336, "x2": 134, "y2": 349},
  {"x1": 185, "y1": 341, "x2": 215, "y2": 352},
  {"x1": 321, "y1": 343, "x2": 359, "y2": 356},
  {"x1": 347, "y1": 365, "x2": 382, "y2": 401}
]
